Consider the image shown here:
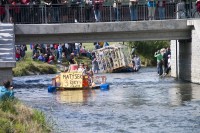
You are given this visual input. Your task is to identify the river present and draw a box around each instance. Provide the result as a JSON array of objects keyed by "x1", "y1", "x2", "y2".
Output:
[{"x1": 13, "y1": 67, "x2": 200, "y2": 133}]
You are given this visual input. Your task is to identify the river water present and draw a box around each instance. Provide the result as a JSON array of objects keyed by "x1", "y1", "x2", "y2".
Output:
[{"x1": 13, "y1": 67, "x2": 200, "y2": 133}]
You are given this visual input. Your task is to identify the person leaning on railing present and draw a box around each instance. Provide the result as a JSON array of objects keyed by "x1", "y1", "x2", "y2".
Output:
[
  {"x1": 129, "y1": 0, "x2": 138, "y2": 21},
  {"x1": 157, "y1": 0, "x2": 166, "y2": 20},
  {"x1": 113, "y1": 0, "x2": 122, "y2": 21},
  {"x1": 196, "y1": 0, "x2": 200, "y2": 12},
  {"x1": 147, "y1": 0, "x2": 156, "y2": 20},
  {"x1": 60, "y1": 0, "x2": 69, "y2": 23},
  {"x1": 0, "y1": 1, "x2": 6, "y2": 22},
  {"x1": 93, "y1": 0, "x2": 104, "y2": 22},
  {"x1": 85, "y1": 0, "x2": 93, "y2": 22},
  {"x1": 70, "y1": 0, "x2": 82, "y2": 23}
]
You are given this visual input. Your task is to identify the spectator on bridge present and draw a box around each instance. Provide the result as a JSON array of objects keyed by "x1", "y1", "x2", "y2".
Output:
[
  {"x1": 147, "y1": 0, "x2": 156, "y2": 20},
  {"x1": 44, "y1": 0, "x2": 53, "y2": 23},
  {"x1": 51, "y1": 0, "x2": 61, "y2": 23},
  {"x1": 157, "y1": 0, "x2": 166, "y2": 20},
  {"x1": 85, "y1": 0, "x2": 93, "y2": 22},
  {"x1": 0, "y1": 1, "x2": 6, "y2": 22},
  {"x1": 93, "y1": 0, "x2": 104, "y2": 22},
  {"x1": 129, "y1": 0, "x2": 138, "y2": 21},
  {"x1": 196, "y1": 0, "x2": 200, "y2": 13},
  {"x1": 9, "y1": 0, "x2": 21, "y2": 23},
  {"x1": 60, "y1": 0, "x2": 68, "y2": 22},
  {"x1": 113, "y1": 0, "x2": 122, "y2": 21},
  {"x1": 70, "y1": 0, "x2": 82, "y2": 23}
]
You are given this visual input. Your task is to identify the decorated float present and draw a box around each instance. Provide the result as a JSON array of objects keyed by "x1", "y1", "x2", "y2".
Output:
[
  {"x1": 48, "y1": 64, "x2": 109, "y2": 92},
  {"x1": 93, "y1": 43, "x2": 133, "y2": 73}
]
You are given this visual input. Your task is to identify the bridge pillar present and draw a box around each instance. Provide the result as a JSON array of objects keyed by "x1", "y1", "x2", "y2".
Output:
[
  {"x1": 0, "y1": 23, "x2": 16, "y2": 85},
  {"x1": 171, "y1": 20, "x2": 200, "y2": 84}
]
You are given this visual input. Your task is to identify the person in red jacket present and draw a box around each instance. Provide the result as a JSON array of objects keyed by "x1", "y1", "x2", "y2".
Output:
[{"x1": 16, "y1": 48, "x2": 21, "y2": 61}]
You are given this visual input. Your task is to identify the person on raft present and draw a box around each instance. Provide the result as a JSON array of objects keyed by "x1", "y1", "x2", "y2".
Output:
[{"x1": 0, "y1": 80, "x2": 14, "y2": 100}]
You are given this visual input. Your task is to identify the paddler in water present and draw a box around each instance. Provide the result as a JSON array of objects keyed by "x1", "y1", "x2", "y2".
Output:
[{"x1": 0, "y1": 80, "x2": 14, "y2": 100}]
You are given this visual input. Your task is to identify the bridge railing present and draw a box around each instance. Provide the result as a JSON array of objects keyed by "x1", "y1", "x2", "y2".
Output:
[{"x1": 0, "y1": 2, "x2": 198, "y2": 24}]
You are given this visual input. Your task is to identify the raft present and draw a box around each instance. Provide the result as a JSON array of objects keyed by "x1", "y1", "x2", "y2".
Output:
[
  {"x1": 48, "y1": 72, "x2": 109, "y2": 92},
  {"x1": 93, "y1": 43, "x2": 133, "y2": 73}
]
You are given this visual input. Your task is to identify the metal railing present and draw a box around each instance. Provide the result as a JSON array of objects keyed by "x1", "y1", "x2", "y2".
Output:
[{"x1": 0, "y1": 2, "x2": 199, "y2": 24}]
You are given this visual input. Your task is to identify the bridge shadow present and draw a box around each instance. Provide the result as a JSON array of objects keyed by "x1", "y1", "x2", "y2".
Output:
[{"x1": 178, "y1": 39, "x2": 192, "y2": 83}]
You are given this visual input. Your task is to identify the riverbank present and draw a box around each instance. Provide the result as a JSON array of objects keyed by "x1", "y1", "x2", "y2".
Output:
[{"x1": 0, "y1": 99, "x2": 51, "y2": 133}]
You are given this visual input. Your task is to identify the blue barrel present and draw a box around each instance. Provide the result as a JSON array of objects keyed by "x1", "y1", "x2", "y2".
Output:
[
  {"x1": 100, "y1": 83, "x2": 109, "y2": 91},
  {"x1": 48, "y1": 86, "x2": 57, "y2": 93}
]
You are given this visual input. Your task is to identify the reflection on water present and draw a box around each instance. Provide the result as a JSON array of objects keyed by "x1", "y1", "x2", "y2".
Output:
[
  {"x1": 169, "y1": 83, "x2": 200, "y2": 106},
  {"x1": 56, "y1": 90, "x2": 96, "y2": 104}
]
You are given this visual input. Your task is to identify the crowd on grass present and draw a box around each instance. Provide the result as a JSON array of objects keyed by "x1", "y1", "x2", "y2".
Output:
[
  {"x1": 154, "y1": 47, "x2": 171, "y2": 76},
  {"x1": 15, "y1": 42, "x2": 172, "y2": 76}
]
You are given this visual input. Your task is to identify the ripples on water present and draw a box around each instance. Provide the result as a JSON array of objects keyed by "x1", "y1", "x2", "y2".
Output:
[{"x1": 13, "y1": 68, "x2": 200, "y2": 133}]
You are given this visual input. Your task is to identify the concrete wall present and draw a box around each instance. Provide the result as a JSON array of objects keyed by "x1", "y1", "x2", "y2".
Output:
[
  {"x1": 15, "y1": 20, "x2": 191, "y2": 44},
  {"x1": 171, "y1": 20, "x2": 200, "y2": 84},
  {"x1": 0, "y1": 23, "x2": 15, "y2": 85}
]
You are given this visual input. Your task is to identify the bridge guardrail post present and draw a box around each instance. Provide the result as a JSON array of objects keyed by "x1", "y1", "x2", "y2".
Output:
[{"x1": 110, "y1": 5, "x2": 112, "y2": 22}]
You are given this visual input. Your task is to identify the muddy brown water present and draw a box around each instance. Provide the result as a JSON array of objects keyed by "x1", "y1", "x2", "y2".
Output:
[{"x1": 13, "y1": 67, "x2": 200, "y2": 133}]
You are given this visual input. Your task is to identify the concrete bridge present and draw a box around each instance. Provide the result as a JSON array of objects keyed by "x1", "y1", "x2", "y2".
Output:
[{"x1": 0, "y1": 19, "x2": 200, "y2": 84}]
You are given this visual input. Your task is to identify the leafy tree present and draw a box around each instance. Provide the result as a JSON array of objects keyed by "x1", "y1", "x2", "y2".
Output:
[{"x1": 128, "y1": 41, "x2": 170, "y2": 66}]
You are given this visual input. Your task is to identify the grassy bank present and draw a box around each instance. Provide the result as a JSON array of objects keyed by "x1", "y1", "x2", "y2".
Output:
[
  {"x1": 12, "y1": 47, "x2": 57, "y2": 77},
  {"x1": 0, "y1": 99, "x2": 51, "y2": 133},
  {"x1": 13, "y1": 59, "x2": 57, "y2": 77}
]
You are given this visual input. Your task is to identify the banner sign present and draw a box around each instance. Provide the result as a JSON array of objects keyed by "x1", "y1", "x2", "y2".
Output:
[{"x1": 60, "y1": 72, "x2": 83, "y2": 88}]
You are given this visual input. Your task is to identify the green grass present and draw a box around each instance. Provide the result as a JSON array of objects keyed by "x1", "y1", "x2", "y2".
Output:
[
  {"x1": 0, "y1": 99, "x2": 52, "y2": 133},
  {"x1": 13, "y1": 46, "x2": 57, "y2": 77}
]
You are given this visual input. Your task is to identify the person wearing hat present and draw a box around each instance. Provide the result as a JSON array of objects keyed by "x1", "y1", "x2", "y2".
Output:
[{"x1": 0, "y1": 80, "x2": 14, "y2": 100}]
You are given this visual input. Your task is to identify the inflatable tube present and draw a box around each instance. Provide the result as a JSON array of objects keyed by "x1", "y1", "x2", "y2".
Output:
[
  {"x1": 100, "y1": 83, "x2": 109, "y2": 91},
  {"x1": 48, "y1": 86, "x2": 57, "y2": 93}
]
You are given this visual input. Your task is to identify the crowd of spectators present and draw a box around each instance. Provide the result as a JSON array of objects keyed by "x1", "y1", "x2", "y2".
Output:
[
  {"x1": 1, "y1": 0, "x2": 199, "y2": 23},
  {"x1": 29, "y1": 43, "x2": 92, "y2": 64}
]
